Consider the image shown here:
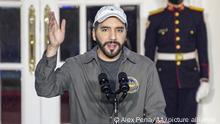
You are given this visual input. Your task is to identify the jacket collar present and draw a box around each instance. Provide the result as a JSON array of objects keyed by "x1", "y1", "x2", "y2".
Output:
[
  {"x1": 82, "y1": 46, "x2": 136, "y2": 64},
  {"x1": 167, "y1": 3, "x2": 185, "y2": 11}
]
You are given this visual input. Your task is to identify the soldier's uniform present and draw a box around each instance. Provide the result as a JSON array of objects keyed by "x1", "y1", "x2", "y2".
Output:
[{"x1": 144, "y1": 3, "x2": 209, "y2": 124}]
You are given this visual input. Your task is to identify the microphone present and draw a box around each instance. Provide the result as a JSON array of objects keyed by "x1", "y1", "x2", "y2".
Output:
[
  {"x1": 118, "y1": 72, "x2": 129, "y2": 103},
  {"x1": 98, "y1": 73, "x2": 112, "y2": 100},
  {"x1": 118, "y1": 72, "x2": 129, "y2": 93}
]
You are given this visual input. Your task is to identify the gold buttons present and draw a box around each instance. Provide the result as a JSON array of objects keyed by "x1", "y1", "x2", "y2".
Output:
[
  {"x1": 175, "y1": 12, "x2": 180, "y2": 17},
  {"x1": 175, "y1": 20, "x2": 180, "y2": 25},
  {"x1": 175, "y1": 28, "x2": 180, "y2": 33},
  {"x1": 176, "y1": 61, "x2": 181, "y2": 66},
  {"x1": 176, "y1": 36, "x2": 181, "y2": 41},
  {"x1": 176, "y1": 45, "x2": 181, "y2": 49},
  {"x1": 190, "y1": 30, "x2": 194, "y2": 35}
]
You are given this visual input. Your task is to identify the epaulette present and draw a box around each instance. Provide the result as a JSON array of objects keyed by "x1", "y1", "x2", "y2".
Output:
[
  {"x1": 189, "y1": 6, "x2": 204, "y2": 12},
  {"x1": 149, "y1": 8, "x2": 164, "y2": 16}
]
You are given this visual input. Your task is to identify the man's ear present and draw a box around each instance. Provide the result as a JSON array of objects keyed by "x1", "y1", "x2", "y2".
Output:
[{"x1": 92, "y1": 29, "x2": 96, "y2": 41}]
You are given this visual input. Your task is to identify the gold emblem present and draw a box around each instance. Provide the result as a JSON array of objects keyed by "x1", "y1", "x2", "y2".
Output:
[
  {"x1": 176, "y1": 53, "x2": 183, "y2": 61},
  {"x1": 127, "y1": 77, "x2": 139, "y2": 94}
]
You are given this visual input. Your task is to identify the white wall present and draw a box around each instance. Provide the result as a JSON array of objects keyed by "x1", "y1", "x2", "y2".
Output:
[{"x1": 197, "y1": 0, "x2": 220, "y2": 124}]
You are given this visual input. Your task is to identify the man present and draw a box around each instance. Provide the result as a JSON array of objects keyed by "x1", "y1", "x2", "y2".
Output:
[
  {"x1": 144, "y1": 0, "x2": 210, "y2": 123},
  {"x1": 35, "y1": 6, "x2": 166, "y2": 124}
]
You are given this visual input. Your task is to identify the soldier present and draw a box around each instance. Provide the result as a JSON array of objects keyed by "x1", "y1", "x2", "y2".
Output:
[{"x1": 144, "y1": 0, "x2": 210, "y2": 123}]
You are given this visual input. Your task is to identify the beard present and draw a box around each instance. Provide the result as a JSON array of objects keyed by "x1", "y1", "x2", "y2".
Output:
[{"x1": 97, "y1": 40, "x2": 123, "y2": 58}]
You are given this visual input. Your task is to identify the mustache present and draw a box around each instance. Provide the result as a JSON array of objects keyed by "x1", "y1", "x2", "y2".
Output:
[{"x1": 103, "y1": 41, "x2": 120, "y2": 46}]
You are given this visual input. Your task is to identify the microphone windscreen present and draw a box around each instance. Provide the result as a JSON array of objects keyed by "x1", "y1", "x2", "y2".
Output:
[
  {"x1": 98, "y1": 73, "x2": 108, "y2": 84},
  {"x1": 118, "y1": 72, "x2": 127, "y2": 79}
]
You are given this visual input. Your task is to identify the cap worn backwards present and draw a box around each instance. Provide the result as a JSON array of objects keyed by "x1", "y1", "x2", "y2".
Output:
[{"x1": 93, "y1": 6, "x2": 128, "y2": 27}]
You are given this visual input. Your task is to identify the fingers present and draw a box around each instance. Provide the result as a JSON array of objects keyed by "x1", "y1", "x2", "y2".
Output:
[
  {"x1": 49, "y1": 11, "x2": 66, "y2": 32},
  {"x1": 49, "y1": 12, "x2": 54, "y2": 31},
  {"x1": 61, "y1": 19, "x2": 66, "y2": 34},
  {"x1": 49, "y1": 11, "x2": 58, "y2": 31}
]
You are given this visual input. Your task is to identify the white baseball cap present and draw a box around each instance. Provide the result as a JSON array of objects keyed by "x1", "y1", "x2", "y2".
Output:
[{"x1": 93, "y1": 6, "x2": 128, "y2": 27}]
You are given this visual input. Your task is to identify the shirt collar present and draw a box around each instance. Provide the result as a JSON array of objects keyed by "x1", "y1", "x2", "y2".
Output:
[
  {"x1": 82, "y1": 46, "x2": 136, "y2": 64},
  {"x1": 167, "y1": 3, "x2": 185, "y2": 11}
]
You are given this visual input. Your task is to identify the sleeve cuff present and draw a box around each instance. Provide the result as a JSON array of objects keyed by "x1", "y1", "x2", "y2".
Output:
[
  {"x1": 200, "y1": 77, "x2": 209, "y2": 82},
  {"x1": 42, "y1": 50, "x2": 57, "y2": 68}
]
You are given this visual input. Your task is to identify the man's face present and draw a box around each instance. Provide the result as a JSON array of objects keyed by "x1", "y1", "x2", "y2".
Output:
[{"x1": 93, "y1": 17, "x2": 127, "y2": 59}]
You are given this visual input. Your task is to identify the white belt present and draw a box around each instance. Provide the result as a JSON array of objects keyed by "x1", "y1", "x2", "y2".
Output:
[{"x1": 157, "y1": 51, "x2": 197, "y2": 61}]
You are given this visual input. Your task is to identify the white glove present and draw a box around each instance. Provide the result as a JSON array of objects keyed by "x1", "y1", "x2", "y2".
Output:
[{"x1": 196, "y1": 82, "x2": 210, "y2": 103}]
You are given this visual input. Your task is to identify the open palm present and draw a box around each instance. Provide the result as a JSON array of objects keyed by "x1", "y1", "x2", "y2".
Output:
[{"x1": 48, "y1": 12, "x2": 66, "y2": 48}]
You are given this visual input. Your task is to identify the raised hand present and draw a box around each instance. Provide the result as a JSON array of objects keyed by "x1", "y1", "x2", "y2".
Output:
[{"x1": 46, "y1": 12, "x2": 66, "y2": 57}]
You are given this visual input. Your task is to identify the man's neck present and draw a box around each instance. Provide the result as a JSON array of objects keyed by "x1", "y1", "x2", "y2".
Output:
[
  {"x1": 97, "y1": 48, "x2": 122, "y2": 62},
  {"x1": 167, "y1": 2, "x2": 184, "y2": 11}
]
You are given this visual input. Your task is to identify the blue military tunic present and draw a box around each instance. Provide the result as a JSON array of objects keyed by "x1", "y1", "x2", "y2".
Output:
[
  {"x1": 144, "y1": 4, "x2": 209, "y2": 123},
  {"x1": 145, "y1": 5, "x2": 209, "y2": 89}
]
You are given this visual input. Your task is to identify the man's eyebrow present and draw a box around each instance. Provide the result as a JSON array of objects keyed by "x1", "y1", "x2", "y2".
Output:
[
  {"x1": 99, "y1": 26, "x2": 125, "y2": 29},
  {"x1": 116, "y1": 26, "x2": 125, "y2": 29},
  {"x1": 99, "y1": 26, "x2": 110, "y2": 28}
]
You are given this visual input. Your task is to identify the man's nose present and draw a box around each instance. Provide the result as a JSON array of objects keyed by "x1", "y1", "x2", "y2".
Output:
[{"x1": 110, "y1": 29, "x2": 116, "y2": 40}]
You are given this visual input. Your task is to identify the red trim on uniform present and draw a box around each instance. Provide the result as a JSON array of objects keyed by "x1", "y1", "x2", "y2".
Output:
[
  {"x1": 1, "y1": 91, "x2": 21, "y2": 97},
  {"x1": 176, "y1": 66, "x2": 181, "y2": 88},
  {"x1": 201, "y1": 64, "x2": 208, "y2": 67},
  {"x1": 201, "y1": 63, "x2": 209, "y2": 77}
]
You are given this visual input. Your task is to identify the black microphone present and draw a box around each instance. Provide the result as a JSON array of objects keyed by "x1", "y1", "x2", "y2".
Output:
[
  {"x1": 98, "y1": 73, "x2": 112, "y2": 99},
  {"x1": 118, "y1": 72, "x2": 129, "y2": 93},
  {"x1": 118, "y1": 72, "x2": 129, "y2": 103}
]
